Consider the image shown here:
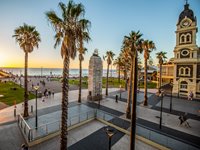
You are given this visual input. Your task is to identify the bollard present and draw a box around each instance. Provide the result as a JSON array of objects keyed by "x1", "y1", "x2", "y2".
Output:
[
  {"x1": 115, "y1": 95, "x2": 118, "y2": 103},
  {"x1": 14, "y1": 108, "x2": 16, "y2": 117},
  {"x1": 31, "y1": 105, "x2": 33, "y2": 113}
]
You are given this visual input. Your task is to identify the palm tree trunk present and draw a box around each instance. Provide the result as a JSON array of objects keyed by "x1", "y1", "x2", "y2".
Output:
[
  {"x1": 124, "y1": 69, "x2": 128, "y2": 91},
  {"x1": 78, "y1": 57, "x2": 82, "y2": 103},
  {"x1": 60, "y1": 55, "x2": 69, "y2": 150},
  {"x1": 24, "y1": 52, "x2": 29, "y2": 117},
  {"x1": 130, "y1": 53, "x2": 138, "y2": 150},
  {"x1": 126, "y1": 57, "x2": 133, "y2": 119},
  {"x1": 106, "y1": 64, "x2": 109, "y2": 96},
  {"x1": 118, "y1": 66, "x2": 120, "y2": 83},
  {"x1": 143, "y1": 58, "x2": 148, "y2": 106}
]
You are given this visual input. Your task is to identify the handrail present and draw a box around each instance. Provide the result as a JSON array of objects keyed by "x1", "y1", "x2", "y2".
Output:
[
  {"x1": 18, "y1": 114, "x2": 31, "y2": 130},
  {"x1": 136, "y1": 122, "x2": 200, "y2": 149},
  {"x1": 31, "y1": 109, "x2": 95, "y2": 130}
]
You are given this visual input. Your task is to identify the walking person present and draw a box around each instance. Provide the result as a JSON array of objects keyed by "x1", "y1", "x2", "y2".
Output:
[{"x1": 188, "y1": 91, "x2": 193, "y2": 101}]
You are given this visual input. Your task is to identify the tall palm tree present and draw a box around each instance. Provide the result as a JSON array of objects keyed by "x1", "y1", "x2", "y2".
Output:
[
  {"x1": 46, "y1": 1, "x2": 88, "y2": 149},
  {"x1": 156, "y1": 51, "x2": 167, "y2": 93},
  {"x1": 123, "y1": 31, "x2": 143, "y2": 119},
  {"x1": 104, "y1": 51, "x2": 115, "y2": 96},
  {"x1": 113, "y1": 56, "x2": 123, "y2": 83},
  {"x1": 77, "y1": 19, "x2": 91, "y2": 103},
  {"x1": 120, "y1": 48, "x2": 131, "y2": 91},
  {"x1": 13, "y1": 23, "x2": 41, "y2": 117},
  {"x1": 142, "y1": 40, "x2": 156, "y2": 106},
  {"x1": 123, "y1": 31, "x2": 143, "y2": 150}
]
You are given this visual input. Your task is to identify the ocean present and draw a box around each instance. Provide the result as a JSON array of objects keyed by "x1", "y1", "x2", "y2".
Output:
[{"x1": 1, "y1": 68, "x2": 117, "y2": 77}]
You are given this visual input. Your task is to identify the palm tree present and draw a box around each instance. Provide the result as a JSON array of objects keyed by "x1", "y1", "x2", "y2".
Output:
[
  {"x1": 156, "y1": 51, "x2": 167, "y2": 93},
  {"x1": 123, "y1": 31, "x2": 143, "y2": 119},
  {"x1": 77, "y1": 19, "x2": 91, "y2": 103},
  {"x1": 104, "y1": 51, "x2": 115, "y2": 96},
  {"x1": 142, "y1": 40, "x2": 156, "y2": 106},
  {"x1": 123, "y1": 31, "x2": 143, "y2": 150},
  {"x1": 46, "y1": 1, "x2": 88, "y2": 149},
  {"x1": 120, "y1": 48, "x2": 131, "y2": 91},
  {"x1": 13, "y1": 23, "x2": 41, "y2": 117},
  {"x1": 113, "y1": 56, "x2": 123, "y2": 83}
]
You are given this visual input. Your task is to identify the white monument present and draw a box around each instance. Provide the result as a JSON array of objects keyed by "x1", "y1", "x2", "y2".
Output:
[{"x1": 88, "y1": 49, "x2": 103, "y2": 101}]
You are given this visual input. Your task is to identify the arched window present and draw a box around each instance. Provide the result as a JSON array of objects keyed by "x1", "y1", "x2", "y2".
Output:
[
  {"x1": 185, "y1": 68, "x2": 189, "y2": 74},
  {"x1": 181, "y1": 36, "x2": 185, "y2": 43},
  {"x1": 186, "y1": 35, "x2": 190, "y2": 42},
  {"x1": 185, "y1": 67, "x2": 190, "y2": 76},
  {"x1": 180, "y1": 67, "x2": 184, "y2": 75}
]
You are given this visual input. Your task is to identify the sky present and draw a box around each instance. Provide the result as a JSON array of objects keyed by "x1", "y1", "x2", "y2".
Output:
[{"x1": 0, "y1": 0, "x2": 200, "y2": 69}]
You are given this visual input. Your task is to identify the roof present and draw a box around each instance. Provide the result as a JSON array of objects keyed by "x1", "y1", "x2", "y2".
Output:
[{"x1": 178, "y1": 3, "x2": 196, "y2": 25}]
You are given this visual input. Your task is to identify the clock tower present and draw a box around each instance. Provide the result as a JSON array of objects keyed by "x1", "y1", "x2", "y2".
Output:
[{"x1": 173, "y1": 1, "x2": 200, "y2": 98}]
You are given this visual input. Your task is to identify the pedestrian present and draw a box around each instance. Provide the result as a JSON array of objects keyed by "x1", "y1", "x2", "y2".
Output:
[
  {"x1": 188, "y1": 91, "x2": 193, "y2": 101},
  {"x1": 52, "y1": 89, "x2": 54, "y2": 97},
  {"x1": 178, "y1": 115, "x2": 184, "y2": 126},
  {"x1": 48, "y1": 89, "x2": 51, "y2": 96},
  {"x1": 182, "y1": 113, "x2": 191, "y2": 128}
]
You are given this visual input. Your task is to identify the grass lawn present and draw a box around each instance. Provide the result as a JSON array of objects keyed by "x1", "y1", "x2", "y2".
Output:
[
  {"x1": 138, "y1": 81, "x2": 157, "y2": 88},
  {"x1": 0, "y1": 81, "x2": 35, "y2": 106},
  {"x1": 68, "y1": 77, "x2": 125, "y2": 88}
]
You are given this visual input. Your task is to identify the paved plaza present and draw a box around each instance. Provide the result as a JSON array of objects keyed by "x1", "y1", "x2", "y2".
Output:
[{"x1": 0, "y1": 88, "x2": 200, "y2": 150}]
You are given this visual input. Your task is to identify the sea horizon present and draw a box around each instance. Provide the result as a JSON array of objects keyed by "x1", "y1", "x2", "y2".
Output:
[{"x1": 0, "y1": 67, "x2": 117, "y2": 77}]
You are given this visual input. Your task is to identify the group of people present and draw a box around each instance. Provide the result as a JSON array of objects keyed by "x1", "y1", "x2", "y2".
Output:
[{"x1": 42, "y1": 88, "x2": 54, "y2": 102}]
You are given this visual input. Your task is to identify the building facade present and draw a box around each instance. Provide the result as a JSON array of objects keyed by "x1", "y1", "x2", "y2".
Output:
[{"x1": 172, "y1": 2, "x2": 200, "y2": 98}]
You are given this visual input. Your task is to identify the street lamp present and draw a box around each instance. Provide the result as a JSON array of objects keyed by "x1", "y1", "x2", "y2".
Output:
[
  {"x1": 104, "y1": 126, "x2": 115, "y2": 150},
  {"x1": 34, "y1": 85, "x2": 40, "y2": 129},
  {"x1": 159, "y1": 90, "x2": 164, "y2": 129},
  {"x1": 170, "y1": 81, "x2": 173, "y2": 112}
]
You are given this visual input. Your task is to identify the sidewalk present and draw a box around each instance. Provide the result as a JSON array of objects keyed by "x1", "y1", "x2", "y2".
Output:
[{"x1": 0, "y1": 88, "x2": 119, "y2": 125}]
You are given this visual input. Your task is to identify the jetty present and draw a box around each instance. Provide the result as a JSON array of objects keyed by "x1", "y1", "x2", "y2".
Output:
[{"x1": 0, "y1": 69, "x2": 12, "y2": 78}]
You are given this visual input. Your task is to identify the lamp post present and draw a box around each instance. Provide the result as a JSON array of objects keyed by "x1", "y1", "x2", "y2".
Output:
[
  {"x1": 170, "y1": 81, "x2": 173, "y2": 112},
  {"x1": 104, "y1": 126, "x2": 115, "y2": 150},
  {"x1": 34, "y1": 85, "x2": 40, "y2": 129},
  {"x1": 159, "y1": 90, "x2": 164, "y2": 129}
]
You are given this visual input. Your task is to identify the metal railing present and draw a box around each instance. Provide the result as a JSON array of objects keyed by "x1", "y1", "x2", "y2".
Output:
[
  {"x1": 18, "y1": 109, "x2": 96, "y2": 142},
  {"x1": 18, "y1": 109, "x2": 200, "y2": 150}
]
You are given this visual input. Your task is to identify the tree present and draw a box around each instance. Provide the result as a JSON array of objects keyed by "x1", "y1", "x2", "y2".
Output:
[
  {"x1": 104, "y1": 51, "x2": 115, "y2": 96},
  {"x1": 123, "y1": 31, "x2": 143, "y2": 150},
  {"x1": 113, "y1": 56, "x2": 123, "y2": 83},
  {"x1": 156, "y1": 51, "x2": 167, "y2": 93},
  {"x1": 142, "y1": 40, "x2": 156, "y2": 106},
  {"x1": 46, "y1": 1, "x2": 88, "y2": 149},
  {"x1": 77, "y1": 19, "x2": 91, "y2": 103},
  {"x1": 13, "y1": 23, "x2": 41, "y2": 117},
  {"x1": 148, "y1": 56, "x2": 154, "y2": 66}
]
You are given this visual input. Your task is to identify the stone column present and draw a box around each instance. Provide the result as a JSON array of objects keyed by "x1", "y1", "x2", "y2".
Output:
[{"x1": 87, "y1": 49, "x2": 103, "y2": 101}]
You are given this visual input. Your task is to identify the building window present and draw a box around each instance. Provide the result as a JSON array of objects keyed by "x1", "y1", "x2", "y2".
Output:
[
  {"x1": 177, "y1": 53, "x2": 179, "y2": 58},
  {"x1": 186, "y1": 35, "x2": 190, "y2": 42},
  {"x1": 180, "y1": 81, "x2": 188, "y2": 90},
  {"x1": 180, "y1": 35, "x2": 185, "y2": 43},
  {"x1": 179, "y1": 67, "x2": 190, "y2": 76},
  {"x1": 181, "y1": 68, "x2": 184, "y2": 74},
  {"x1": 185, "y1": 68, "x2": 189, "y2": 75},
  {"x1": 191, "y1": 52, "x2": 193, "y2": 58}
]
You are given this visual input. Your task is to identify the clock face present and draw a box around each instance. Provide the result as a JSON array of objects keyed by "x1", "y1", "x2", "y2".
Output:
[{"x1": 181, "y1": 49, "x2": 189, "y2": 56}]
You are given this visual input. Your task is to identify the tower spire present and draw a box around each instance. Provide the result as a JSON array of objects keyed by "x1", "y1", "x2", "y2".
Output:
[{"x1": 186, "y1": 0, "x2": 188, "y2": 5}]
